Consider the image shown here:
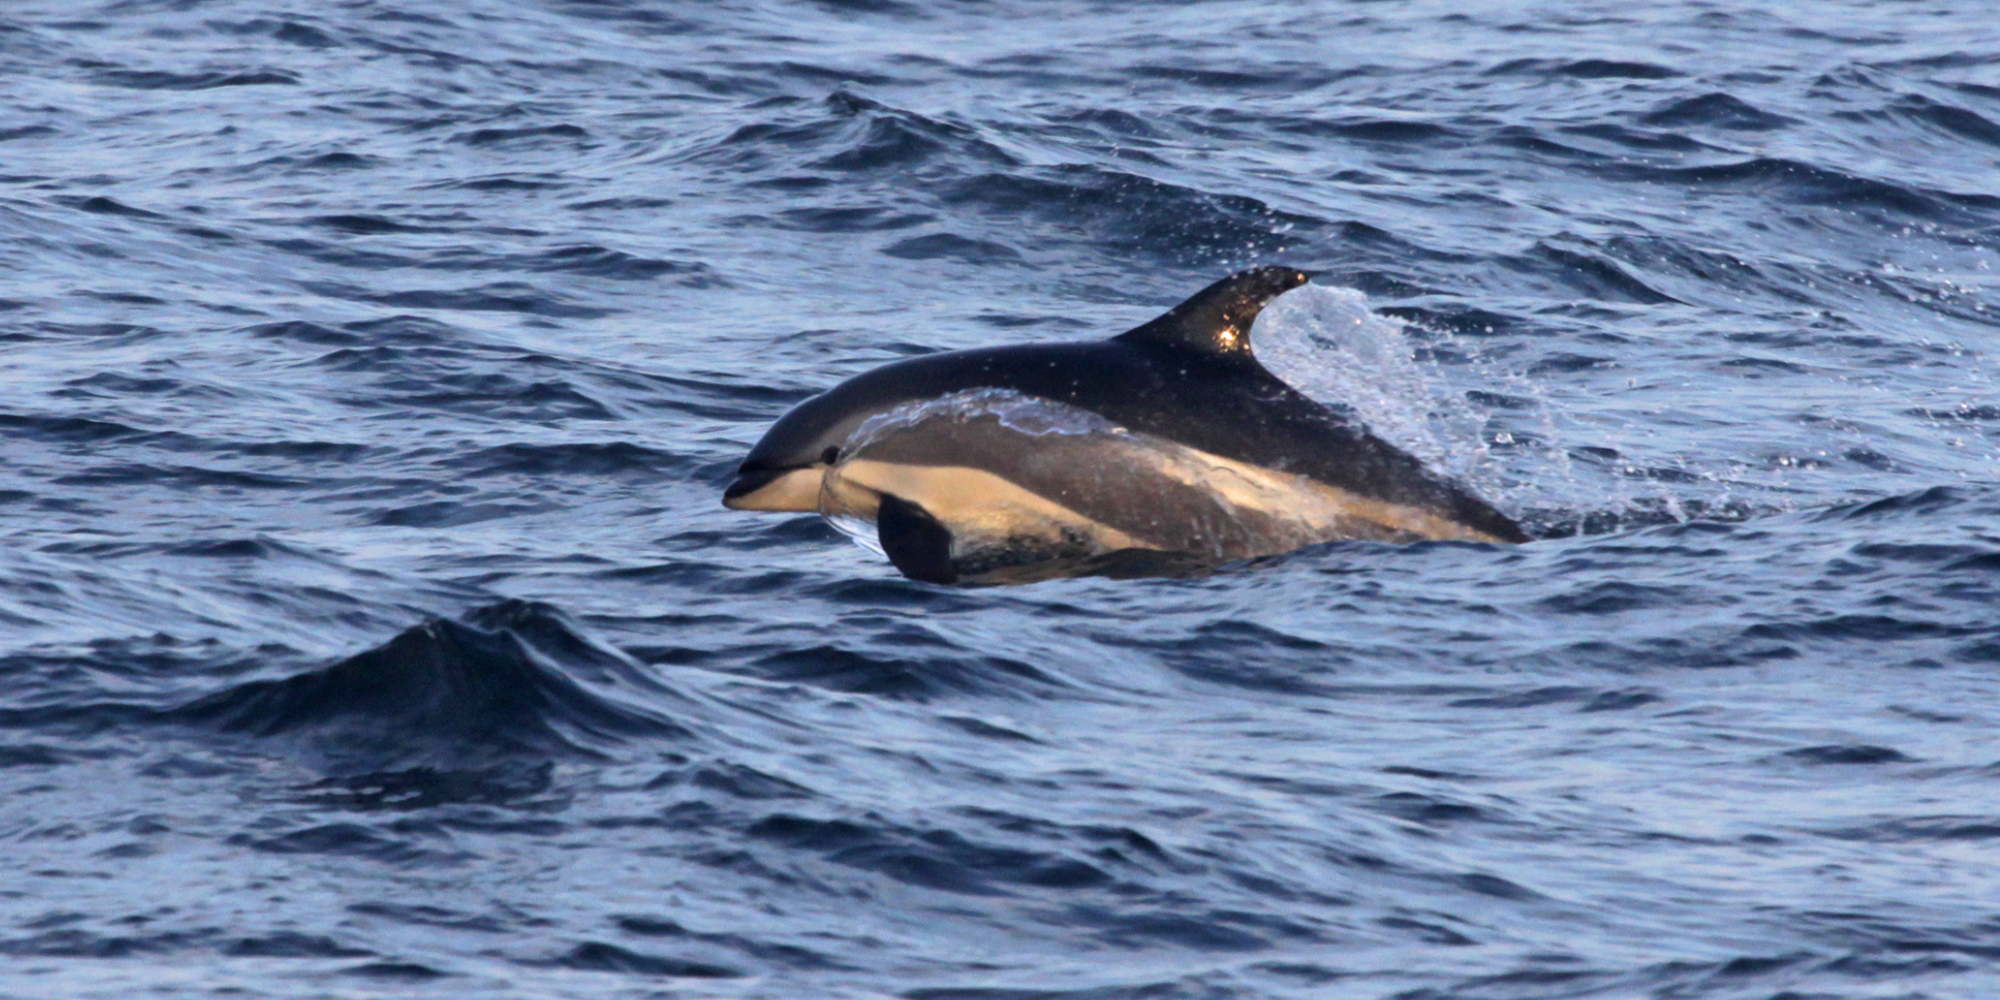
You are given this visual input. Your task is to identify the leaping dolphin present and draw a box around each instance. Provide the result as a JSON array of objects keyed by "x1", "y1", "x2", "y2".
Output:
[{"x1": 724, "y1": 267, "x2": 1528, "y2": 583}]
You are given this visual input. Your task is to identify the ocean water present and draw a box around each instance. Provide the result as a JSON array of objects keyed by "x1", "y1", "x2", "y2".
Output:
[{"x1": 3, "y1": 1, "x2": 1999, "y2": 997}]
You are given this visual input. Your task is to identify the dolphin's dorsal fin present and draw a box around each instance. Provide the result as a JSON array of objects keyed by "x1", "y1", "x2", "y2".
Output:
[{"x1": 1115, "y1": 266, "x2": 1313, "y2": 357}]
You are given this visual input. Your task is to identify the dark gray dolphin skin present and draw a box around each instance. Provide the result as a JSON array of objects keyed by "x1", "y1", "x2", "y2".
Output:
[{"x1": 725, "y1": 266, "x2": 1530, "y2": 581}]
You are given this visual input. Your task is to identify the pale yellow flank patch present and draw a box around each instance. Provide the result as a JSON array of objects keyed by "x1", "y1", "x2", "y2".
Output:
[
  {"x1": 722, "y1": 466, "x2": 826, "y2": 512},
  {"x1": 823, "y1": 459, "x2": 1150, "y2": 553}
]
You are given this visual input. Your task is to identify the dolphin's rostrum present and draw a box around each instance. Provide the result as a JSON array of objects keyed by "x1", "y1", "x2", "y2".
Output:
[{"x1": 725, "y1": 267, "x2": 1528, "y2": 582}]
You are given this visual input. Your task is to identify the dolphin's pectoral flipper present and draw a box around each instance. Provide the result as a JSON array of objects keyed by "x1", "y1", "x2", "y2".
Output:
[{"x1": 877, "y1": 493, "x2": 958, "y2": 584}]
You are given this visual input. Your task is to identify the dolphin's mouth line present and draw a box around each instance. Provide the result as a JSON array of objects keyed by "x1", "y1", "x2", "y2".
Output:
[
  {"x1": 722, "y1": 467, "x2": 788, "y2": 502},
  {"x1": 722, "y1": 464, "x2": 827, "y2": 512}
]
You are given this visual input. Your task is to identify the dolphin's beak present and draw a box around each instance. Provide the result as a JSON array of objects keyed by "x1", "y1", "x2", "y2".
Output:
[{"x1": 722, "y1": 465, "x2": 826, "y2": 512}]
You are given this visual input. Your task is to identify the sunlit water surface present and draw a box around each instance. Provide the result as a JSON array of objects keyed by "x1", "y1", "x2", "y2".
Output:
[{"x1": 2, "y1": 1, "x2": 1999, "y2": 998}]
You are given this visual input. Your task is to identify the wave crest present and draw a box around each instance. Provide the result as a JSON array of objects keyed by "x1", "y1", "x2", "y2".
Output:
[{"x1": 172, "y1": 600, "x2": 689, "y2": 765}]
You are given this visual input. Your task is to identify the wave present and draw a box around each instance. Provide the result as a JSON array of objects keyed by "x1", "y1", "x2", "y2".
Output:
[
  {"x1": 744, "y1": 812, "x2": 1111, "y2": 896},
  {"x1": 1639, "y1": 93, "x2": 1798, "y2": 131},
  {"x1": 92, "y1": 68, "x2": 299, "y2": 91},
  {"x1": 1489, "y1": 57, "x2": 1683, "y2": 80},
  {"x1": 315, "y1": 281, "x2": 616, "y2": 320},
  {"x1": 747, "y1": 641, "x2": 1062, "y2": 700},
  {"x1": 441, "y1": 440, "x2": 691, "y2": 479},
  {"x1": 941, "y1": 163, "x2": 1324, "y2": 265},
  {"x1": 170, "y1": 600, "x2": 691, "y2": 765},
  {"x1": 1596, "y1": 156, "x2": 2000, "y2": 219},
  {"x1": 692, "y1": 91, "x2": 1015, "y2": 174}
]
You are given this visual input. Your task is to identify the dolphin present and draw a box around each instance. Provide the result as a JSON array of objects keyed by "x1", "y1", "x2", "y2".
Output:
[{"x1": 724, "y1": 266, "x2": 1529, "y2": 582}]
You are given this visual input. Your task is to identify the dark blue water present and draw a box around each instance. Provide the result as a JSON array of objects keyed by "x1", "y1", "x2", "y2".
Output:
[{"x1": 4, "y1": 1, "x2": 1999, "y2": 996}]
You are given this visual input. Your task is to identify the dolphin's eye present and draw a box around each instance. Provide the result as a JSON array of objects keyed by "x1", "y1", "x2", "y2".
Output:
[{"x1": 820, "y1": 446, "x2": 840, "y2": 464}]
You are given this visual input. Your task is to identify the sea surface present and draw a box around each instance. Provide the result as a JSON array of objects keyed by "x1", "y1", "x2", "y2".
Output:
[{"x1": 3, "y1": 1, "x2": 1999, "y2": 997}]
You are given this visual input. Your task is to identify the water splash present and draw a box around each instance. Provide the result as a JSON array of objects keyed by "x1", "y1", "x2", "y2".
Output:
[
  {"x1": 847, "y1": 388, "x2": 1123, "y2": 448},
  {"x1": 1249, "y1": 284, "x2": 1684, "y2": 536},
  {"x1": 1250, "y1": 285, "x2": 1831, "y2": 535},
  {"x1": 1253, "y1": 284, "x2": 1495, "y2": 483}
]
